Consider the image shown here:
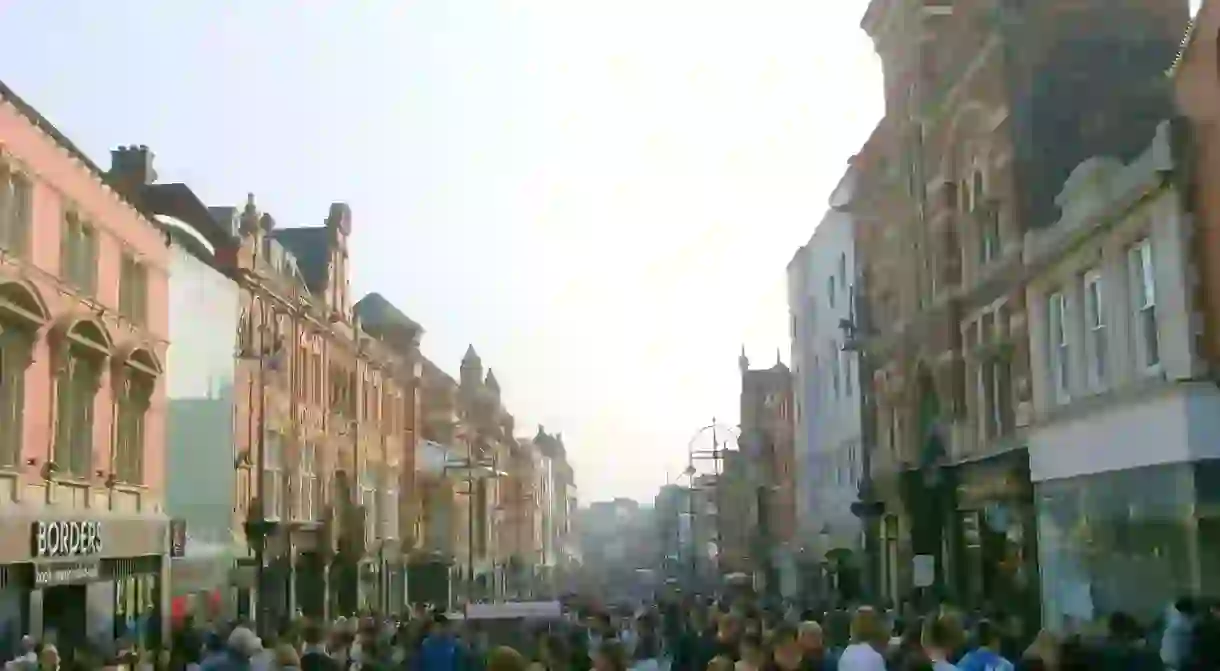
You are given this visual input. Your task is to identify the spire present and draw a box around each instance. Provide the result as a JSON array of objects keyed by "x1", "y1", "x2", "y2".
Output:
[
  {"x1": 240, "y1": 193, "x2": 260, "y2": 234},
  {"x1": 485, "y1": 368, "x2": 500, "y2": 392},
  {"x1": 462, "y1": 344, "x2": 480, "y2": 364},
  {"x1": 776, "y1": 348, "x2": 782, "y2": 366},
  {"x1": 738, "y1": 345, "x2": 749, "y2": 374}
]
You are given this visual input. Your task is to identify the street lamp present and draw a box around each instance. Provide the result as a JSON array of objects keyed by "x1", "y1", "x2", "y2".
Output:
[
  {"x1": 443, "y1": 438, "x2": 505, "y2": 605},
  {"x1": 841, "y1": 272, "x2": 884, "y2": 604},
  {"x1": 686, "y1": 420, "x2": 738, "y2": 580}
]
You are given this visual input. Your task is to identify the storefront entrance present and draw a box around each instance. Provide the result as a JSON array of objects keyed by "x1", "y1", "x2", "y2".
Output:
[{"x1": 42, "y1": 584, "x2": 86, "y2": 651}]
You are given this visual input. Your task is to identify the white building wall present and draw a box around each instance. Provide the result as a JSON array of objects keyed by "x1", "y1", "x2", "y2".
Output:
[
  {"x1": 788, "y1": 168, "x2": 864, "y2": 556},
  {"x1": 1025, "y1": 123, "x2": 1213, "y2": 483}
]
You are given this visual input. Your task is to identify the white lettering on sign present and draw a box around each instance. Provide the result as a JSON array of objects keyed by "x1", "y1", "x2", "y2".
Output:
[
  {"x1": 32, "y1": 521, "x2": 104, "y2": 558},
  {"x1": 34, "y1": 562, "x2": 100, "y2": 587}
]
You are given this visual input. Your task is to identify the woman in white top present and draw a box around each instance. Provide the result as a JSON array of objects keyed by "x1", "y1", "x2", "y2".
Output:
[{"x1": 836, "y1": 606, "x2": 889, "y2": 671}]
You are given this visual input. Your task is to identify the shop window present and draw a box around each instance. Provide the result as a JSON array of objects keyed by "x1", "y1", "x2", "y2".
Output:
[
  {"x1": 1037, "y1": 466, "x2": 1194, "y2": 629},
  {"x1": 1129, "y1": 239, "x2": 1159, "y2": 370}
]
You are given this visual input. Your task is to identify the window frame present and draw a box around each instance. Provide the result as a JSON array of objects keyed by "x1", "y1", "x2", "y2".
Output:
[
  {"x1": 0, "y1": 166, "x2": 32, "y2": 258},
  {"x1": 54, "y1": 349, "x2": 101, "y2": 479},
  {"x1": 1083, "y1": 269, "x2": 1107, "y2": 390},
  {"x1": 119, "y1": 253, "x2": 149, "y2": 326},
  {"x1": 1130, "y1": 239, "x2": 1160, "y2": 372},
  {"x1": 262, "y1": 431, "x2": 283, "y2": 521},
  {"x1": 113, "y1": 369, "x2": 151, "y2": 485},
  {"x1": 1048, "y1": 291, "x2": 1071, "y2": 404},
  {"x1": 61, "y1": 212, "x2": 98, "y2": 296},
  {"x1": 0, "y1": 328, "x2": 29, "y2": 468}
]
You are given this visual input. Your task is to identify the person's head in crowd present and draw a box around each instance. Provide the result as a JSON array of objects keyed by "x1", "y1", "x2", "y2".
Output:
[
  {"x1": 39, "y1": 644, "x2": 59, "y2": 670},
  {"x1": 302, "y1": 622, "x2": 327, "y2": 651},
  {"x1": 717, "y1": 612, "x2": 742, "y2": 644},
  {"x1": 770, "y1": 624, "x2": 804, "y2": 671},
  {"x1": 487, "y1": 646, "x2": 528, "y2": 671},
  {"x1": 227, "y1": 626, "x2": 262, "y2": 659},
  {"x1": 738, "y1": 632, "x2": 766, "y2": 670},
  {"x1": 275, "y1": 643, "x2": 301, "y2": 670},
  {"x1": 797, "y1": 620, "x2": 824, "y2": 655},
  {"x1": 592, "y1": 640, "x2": 628, "y2": 671},
  {"x1": 973, "y1": 619, "x2": 1002, "y2": 651},
  {"x1": 921, "y1": 614, "x2": 957, "y2": 662},
  {"x1": 538, "y1": 632, "x2": 570, "y2": 669},
  {"x1": 850, "y1": 606, "x2": 887, "y2": 650}
]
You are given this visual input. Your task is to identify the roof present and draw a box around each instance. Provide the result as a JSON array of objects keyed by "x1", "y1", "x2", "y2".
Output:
[
  {"x1": 268, "y1": 227, "x2": 329, "y2": 294},
  {"x1": 0, "y1": 78, "x2": 156, "y2": 231},
  {"x1": 354, "y1": 291, "x2": 422, "y2": 333},
  {"x1": 1169, "y1": 3, "x2": 1203, "y2": 77},
  {"x1": 143, "y1": 182, "x2": 235, "y2": 253}
]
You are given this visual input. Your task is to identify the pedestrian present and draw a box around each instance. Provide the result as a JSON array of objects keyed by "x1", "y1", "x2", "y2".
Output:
[{"x1": 837, "y1": 607, "x2": 887, "y2": 671}]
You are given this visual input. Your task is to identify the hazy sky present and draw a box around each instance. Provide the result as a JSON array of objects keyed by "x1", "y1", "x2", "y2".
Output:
[{"x1": 0, "y1": 0, "x2": 881, "y2": 502}]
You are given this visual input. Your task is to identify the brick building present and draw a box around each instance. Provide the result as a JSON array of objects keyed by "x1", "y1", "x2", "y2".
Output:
[
  {"x1": 855, "y1": 0, "x2": 1188, "y2": 621},
  {"x1": 737, "y1": 349, "x2": 796, "y2": 594},
  {"x1": 0, "y1": 81, "x2": 171, "y2": 652}
]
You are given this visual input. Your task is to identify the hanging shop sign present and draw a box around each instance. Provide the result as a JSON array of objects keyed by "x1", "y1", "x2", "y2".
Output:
[
  {"x1": 169, "y1": 519, "x2": 187, "y2": 558},
  {"x1": 31, "y1": 520, "x2": 104, "y2": 558}
]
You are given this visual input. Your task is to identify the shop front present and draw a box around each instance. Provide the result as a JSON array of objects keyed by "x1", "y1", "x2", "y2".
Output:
[
  {"x1": 1037, "y1": 463, "x2": 1200, "y2": 631},
  {"x1": 0, "y1": 511, "x2": 167, "y2": 658},
  {"x1": 948, "y1": 450, "x2": 1039, "y2": 631}
]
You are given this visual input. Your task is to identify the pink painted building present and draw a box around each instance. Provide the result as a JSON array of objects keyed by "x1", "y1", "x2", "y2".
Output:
[{"x1": 0, "y1": 80, "x2": 170, "y2": 653}]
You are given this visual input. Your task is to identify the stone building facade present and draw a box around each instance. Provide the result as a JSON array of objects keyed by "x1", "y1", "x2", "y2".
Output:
[{"x1": 226, "y1": 197, "x2": 420, "y2": 623}]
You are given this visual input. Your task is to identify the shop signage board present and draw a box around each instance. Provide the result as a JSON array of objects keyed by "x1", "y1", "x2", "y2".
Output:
[
  {"x1": 34, "y1": 561, "x2": 100, "y2": 587},
  {"x1": 31, "y1": 520, "x2": 103, "y2": 558}
]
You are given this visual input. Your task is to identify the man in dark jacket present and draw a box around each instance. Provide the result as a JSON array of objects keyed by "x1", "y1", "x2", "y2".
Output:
[{"x1": 300, "y1": 623, "x2": 341, "y2": 671}]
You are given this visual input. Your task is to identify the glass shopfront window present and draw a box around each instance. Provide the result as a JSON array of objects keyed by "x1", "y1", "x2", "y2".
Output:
[{"x1": 1037, "y1": 464, "x2": 1195, "y2": 631}]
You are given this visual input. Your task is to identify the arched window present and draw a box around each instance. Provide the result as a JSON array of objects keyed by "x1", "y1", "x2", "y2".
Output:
[
  {"x1": 54, "y1": 320, "x2": 111, "y2": 479},
  {"x1": 0, "y1": 282, "x2": 46, "y2": 467},
  {"x1": 113, "y1": 349, "x2": 159, "y2": 485}
]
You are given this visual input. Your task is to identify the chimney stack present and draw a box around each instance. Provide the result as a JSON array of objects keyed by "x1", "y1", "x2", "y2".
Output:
[{"x1": 109, "y1": 145, "x2": 157, "y2": 195}]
